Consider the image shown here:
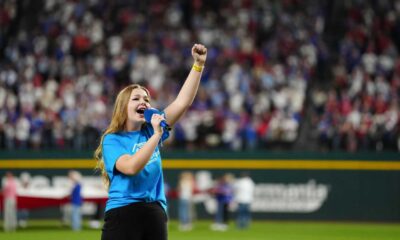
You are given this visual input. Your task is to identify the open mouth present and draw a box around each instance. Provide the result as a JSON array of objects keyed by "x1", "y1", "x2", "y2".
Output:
[{"x1": 136, "y1": 106, "x2": 147, "y2": 115}]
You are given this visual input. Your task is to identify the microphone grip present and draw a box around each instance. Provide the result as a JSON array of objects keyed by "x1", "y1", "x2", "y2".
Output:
[{"x1": 160, "y1": 121, "x2": 171, "y2": 131}]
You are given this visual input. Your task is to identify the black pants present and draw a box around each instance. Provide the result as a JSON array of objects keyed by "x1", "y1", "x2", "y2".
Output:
[{"x1": 101, "y1": 202, "x2": 168, "y2": 240}]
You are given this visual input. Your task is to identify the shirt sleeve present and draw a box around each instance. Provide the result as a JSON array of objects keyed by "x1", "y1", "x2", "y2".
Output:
[{"x1": 102, "y1": 134, "x2": 129, "y2": 178}]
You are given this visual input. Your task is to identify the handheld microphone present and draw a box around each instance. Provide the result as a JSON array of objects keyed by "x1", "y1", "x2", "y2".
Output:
[{"x1": 144, "y1": 108, "x2": 171, "y2": 131}]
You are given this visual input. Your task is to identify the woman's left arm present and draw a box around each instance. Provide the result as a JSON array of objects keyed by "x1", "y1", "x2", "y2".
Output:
[{"x1": 164, "y1": 43, "x2": 207, "y2": 126}]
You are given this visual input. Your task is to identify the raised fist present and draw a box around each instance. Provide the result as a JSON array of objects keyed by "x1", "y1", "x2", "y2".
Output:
[{"x1": 192, "y1": 44, "x2": 207, "y2": 66}]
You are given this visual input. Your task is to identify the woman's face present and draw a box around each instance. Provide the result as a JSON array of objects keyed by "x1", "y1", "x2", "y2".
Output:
[{"x1": 126, "y1": 88, "x2": 151, "y2": 125}]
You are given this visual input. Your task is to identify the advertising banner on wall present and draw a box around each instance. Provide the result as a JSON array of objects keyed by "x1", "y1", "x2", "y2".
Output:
[
  {"x1": 252, "y1": 180, "x2": 329, "y2": 213},
  {"x1": 162, "y1": 168, "x2": 400, "y2": 222}
]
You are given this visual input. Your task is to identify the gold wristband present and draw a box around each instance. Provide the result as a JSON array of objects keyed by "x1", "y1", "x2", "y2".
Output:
[{"x1": 192, "y1": 64, "x2": 203, "y2": 72}]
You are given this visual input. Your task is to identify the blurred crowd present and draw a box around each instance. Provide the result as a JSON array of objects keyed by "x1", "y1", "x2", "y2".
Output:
[
  {"x1": 0, "y1": 0, "x2": 398, "y2": 152},
  {"x1": 176, "y1": 170, "x2": 255, "y2": 231},
  {"x1": 1, "y1": 170, "x2": 255, "y2": 232},
  {"x1": 1, "y1": 170, "x2": 105, "y2": 232},
  {"x1": 311, "y1": 1, "x2": 400, "y2": 152}
]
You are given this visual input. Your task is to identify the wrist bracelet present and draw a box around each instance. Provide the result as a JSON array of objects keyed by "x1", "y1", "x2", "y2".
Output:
[{"x1": 192, "y1": 64, "x2": 203, "y2": 72}]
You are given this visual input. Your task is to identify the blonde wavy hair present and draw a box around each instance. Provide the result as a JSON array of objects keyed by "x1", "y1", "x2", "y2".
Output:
[{"x1": 94, "y1": 84, "x2": 150, "y2": 188}]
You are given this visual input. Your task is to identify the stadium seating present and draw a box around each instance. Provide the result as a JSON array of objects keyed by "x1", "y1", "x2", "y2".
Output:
[{"x1": 0, "y1": 0, "x2": 398, "y2": 152}]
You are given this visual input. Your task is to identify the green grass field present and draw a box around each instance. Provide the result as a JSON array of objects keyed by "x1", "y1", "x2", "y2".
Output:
[{"x1": 0, "y1": 220, "x2": 399, "y2": 240}]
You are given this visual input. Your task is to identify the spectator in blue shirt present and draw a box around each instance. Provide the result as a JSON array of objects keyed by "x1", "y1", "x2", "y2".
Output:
[
  {"x1": 211, "y1": 173, "x2": 234, "y2": 231},
  {"x1": 69, "y1": 170, "x2": 82, "y2": 231}
]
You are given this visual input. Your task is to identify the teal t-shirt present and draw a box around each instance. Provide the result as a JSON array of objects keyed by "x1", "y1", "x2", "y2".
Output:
[{"x1": 102, "y1": 124, "x2": 169, "y2": 212}]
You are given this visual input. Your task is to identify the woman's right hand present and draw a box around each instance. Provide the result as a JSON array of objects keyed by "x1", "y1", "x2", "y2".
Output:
[{"x1": 151, "y1": 113, "x2": 164, "y2": 136}]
